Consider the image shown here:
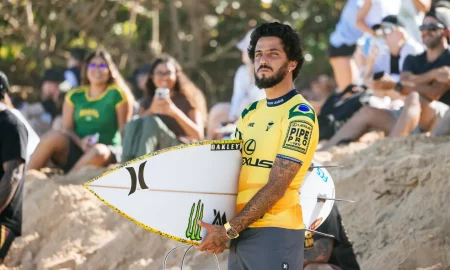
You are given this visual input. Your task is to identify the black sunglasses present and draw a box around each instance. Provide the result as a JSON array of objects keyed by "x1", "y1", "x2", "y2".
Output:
[{"x1": 419, "y1": 23, "x2": 445, "y2": 31}]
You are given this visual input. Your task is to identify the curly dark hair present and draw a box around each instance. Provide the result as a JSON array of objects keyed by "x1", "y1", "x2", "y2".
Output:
[{"x1": 247, "y1": 22, "x2": 304, "y2": 81}]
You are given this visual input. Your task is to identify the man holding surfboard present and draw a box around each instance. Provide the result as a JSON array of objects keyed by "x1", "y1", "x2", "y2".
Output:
[{"x1": 197, "y1": 22, "x2": 319, "y2": 270}]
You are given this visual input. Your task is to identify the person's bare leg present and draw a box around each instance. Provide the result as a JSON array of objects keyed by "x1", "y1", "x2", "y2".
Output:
[
  {"x1": 304, "y1": 264, "x2": 335, "y2": 270},
  {"x1": 389, "y1": 92, "x2": 422, "y2": 136},
  {"x1": 389, "y1": 92, "x2": 438, "y2": 136},
  {"x1": 27, "y1": 130, "x2": 70, "y2": 170},
  {"x1": 329, "y1": 56, "x2": 357, "y2": 92},
  {"x1": 320, "y1": 106, "x2": 396, "y2": 151},
  {"x1": 206, "y1": 102, "x2": 230, "y2": 140},
  {"x1": 69, "y1": 144, "x2": 111, "y2": 172},
  {"x1": 432, "y1": 109, "x2": 450, "y2": 136}
]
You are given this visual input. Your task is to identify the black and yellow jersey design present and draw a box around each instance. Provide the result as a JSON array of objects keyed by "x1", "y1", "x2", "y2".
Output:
[{"x1": 234, "y1": 89, "x2": 319, "y2": 229}]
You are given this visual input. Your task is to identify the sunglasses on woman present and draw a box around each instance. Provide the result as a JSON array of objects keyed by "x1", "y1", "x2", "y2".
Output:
[
  {"x1": 88, "y1": 63, "x2": 108, "y2": 70},
  {"x1": 419, "y1": 23, "x2": 445, "y2": 32}
]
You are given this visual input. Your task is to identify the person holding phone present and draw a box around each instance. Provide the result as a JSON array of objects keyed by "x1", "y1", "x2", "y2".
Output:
[
  {"x1": 121, "y1": 55, "x2": 207, "y2": 162},
  {"x1": 27, "y1": 48, "x2": 135, "y2": 173}
]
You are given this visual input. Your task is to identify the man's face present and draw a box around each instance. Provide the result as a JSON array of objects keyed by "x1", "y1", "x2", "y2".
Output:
[
  {"x1": 253, "y1": 36, "x2": 293, "y2": 89},
  {"x1": 421, "y1": 17, "x2": 446, "y2": 49}
]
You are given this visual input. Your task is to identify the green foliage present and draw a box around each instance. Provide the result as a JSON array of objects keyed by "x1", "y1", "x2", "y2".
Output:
[{"x1": 0, "y1": 0, "x2": 346, "y2": 107}]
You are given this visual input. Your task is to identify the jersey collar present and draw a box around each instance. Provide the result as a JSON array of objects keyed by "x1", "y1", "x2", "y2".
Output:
[{"x1": 266, "y1": 89, "x2": 298, "y2": 107}]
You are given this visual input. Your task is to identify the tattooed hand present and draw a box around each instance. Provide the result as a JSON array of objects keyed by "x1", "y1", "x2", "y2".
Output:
[{"x1": 196, "y1": 220, "x2": 229, "y2": 254}]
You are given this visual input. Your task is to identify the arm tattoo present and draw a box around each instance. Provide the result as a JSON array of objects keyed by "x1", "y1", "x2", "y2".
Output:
[
  {"x1": 304, "y1": 238, "x2": 334, "y2": 264},
  {"x1": 0, "y1": 160, "x2": 24, "y2": 213},
  {"x1": 229, "y1": 157, "x2": 301, "y2": 233}
]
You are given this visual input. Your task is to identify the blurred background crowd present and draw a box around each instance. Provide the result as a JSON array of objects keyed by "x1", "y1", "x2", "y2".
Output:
[{"x1": 1, "y1": 0, "x2": 450, "y2": 175}]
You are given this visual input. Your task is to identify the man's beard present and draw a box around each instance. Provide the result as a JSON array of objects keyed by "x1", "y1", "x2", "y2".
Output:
[
  {"x1": 426, "y1": 34, "x2": 445, "y2": 49},
  {"x1": 254, "y1": 62, "x2": 289, "y2": 89}
]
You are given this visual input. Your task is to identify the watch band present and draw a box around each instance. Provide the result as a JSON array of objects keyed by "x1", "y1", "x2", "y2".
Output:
[{"x1": 224, "y1": 222, "x2": 239, "y2": 239}]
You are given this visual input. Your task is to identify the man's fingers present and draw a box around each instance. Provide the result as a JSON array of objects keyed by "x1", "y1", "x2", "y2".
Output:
[{"x1": 197, "y1": 220, "x2": 211, "y2": 229}]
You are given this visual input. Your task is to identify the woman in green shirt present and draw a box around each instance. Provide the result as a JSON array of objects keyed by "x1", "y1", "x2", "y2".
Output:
[
  {"x1": 121, "y1": 55, "x2": 208, "y2": 161},
  {"x1": 28, "y1": 49, "x2": 135, "y2": 173}
]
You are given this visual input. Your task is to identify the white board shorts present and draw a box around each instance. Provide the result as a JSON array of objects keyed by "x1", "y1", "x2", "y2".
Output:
[{"x1": 228, "y1": 227, "x2": 305, "y2": 270}]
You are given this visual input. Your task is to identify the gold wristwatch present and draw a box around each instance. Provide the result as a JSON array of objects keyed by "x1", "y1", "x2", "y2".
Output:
[{"x1": 224, "y1": 222, "x2": 239, "y2": 239}]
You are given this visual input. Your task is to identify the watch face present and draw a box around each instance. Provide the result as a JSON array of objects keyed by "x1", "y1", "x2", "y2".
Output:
[{"x1": 227, "y1": 229, "x2": 238, "y2": 238}]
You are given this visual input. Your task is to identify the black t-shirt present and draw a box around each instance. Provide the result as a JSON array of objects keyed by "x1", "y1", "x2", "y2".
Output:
[
  {"x1": 402, "y1": 49, "x2": 450, "y2": 105},
  {"x1": 0, "y1": 109, "x2": 28, "y2": 236},
  {"x1": 304, "y1": 205, "x2": 360, "y2": 270}
]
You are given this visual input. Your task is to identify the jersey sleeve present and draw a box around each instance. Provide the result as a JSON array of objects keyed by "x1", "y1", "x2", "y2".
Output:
[
  {"x1": 64, "y1": 89, "x2": 77, "y2": 107},
  {"x1": 276, "y1": 103, "x2": 318, "y2": 165},
  {"x1": 112, "y1": 85, "x2": 128, "y2": 109}
]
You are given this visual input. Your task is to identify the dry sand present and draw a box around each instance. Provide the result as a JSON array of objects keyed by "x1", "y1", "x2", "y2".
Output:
[{"x1": 1, "y1": 134, "x2": 449, "y2": 270}]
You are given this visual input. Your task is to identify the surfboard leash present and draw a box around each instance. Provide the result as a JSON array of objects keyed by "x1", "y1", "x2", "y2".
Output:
[{"x1": 163, "y1": 244, "x2": 221, "y2": 270}]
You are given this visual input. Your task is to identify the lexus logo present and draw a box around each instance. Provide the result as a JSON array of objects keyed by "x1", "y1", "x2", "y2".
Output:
[{"x1": 244, "y1": 139, "x2": 256, "y2": 155}]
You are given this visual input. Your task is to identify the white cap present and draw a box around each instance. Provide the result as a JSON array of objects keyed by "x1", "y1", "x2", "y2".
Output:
[{"x1": 236, "y1": 28, "x2": 255, "y2": 53}]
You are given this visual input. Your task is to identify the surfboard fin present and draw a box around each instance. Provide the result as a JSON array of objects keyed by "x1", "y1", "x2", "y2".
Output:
[
  {"x1": 308, "y1": 164, "x2": 343, "y2": 171},
  {"x1": 305, "y1": 229, "x2": 335, "y2": 238},
  {"x1": 317, "y1": 196, "x2": 356, "y2": 203}
]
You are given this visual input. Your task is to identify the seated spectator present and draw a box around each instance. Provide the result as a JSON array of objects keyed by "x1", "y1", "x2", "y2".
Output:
[
  {"x1": 121, "y1": 55, "x2": 207, "y2": 162},
  {"x1": 206, "y1": 28, "x2": 265, "y2": 140},
  {"x1": 27, "y1": 48, "x2": 134, "y2": 173},
  {"x1": 320, "y1": 8, "x2": 450, "y2": 150},
  {"x1": 354, "y1": 0, "x2": 402, "y2": 79},
  {"x1": 362, "y1": 15, "x2": 424, "y2": 106},
  {"x1": 304, "y1": 205, "x2": 360, "y2": 270},
  {"x1": 20, "y1": 68, "x2": 65, "y2": 136}
]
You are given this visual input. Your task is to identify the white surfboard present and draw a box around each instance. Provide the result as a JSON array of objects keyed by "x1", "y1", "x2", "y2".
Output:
[{"x1": 85, "y1": 140, "x2": 335, "y2": 246}]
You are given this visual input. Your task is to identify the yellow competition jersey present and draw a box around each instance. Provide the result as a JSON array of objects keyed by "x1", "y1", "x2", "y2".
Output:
[{"x1": 234, "y1": 89, "x2": 319, "y2": 229}]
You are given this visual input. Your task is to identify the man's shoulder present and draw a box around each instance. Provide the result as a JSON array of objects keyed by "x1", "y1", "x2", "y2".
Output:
[
  {"x1": 283, "y1": 95, "x2": 317, "y2": 123},
  {"x1": 0, "y1": 110, "x2": 27, "y2": 134},
  {"x1": 240, "y1": 100, "x2": 262, "y2": 120}
]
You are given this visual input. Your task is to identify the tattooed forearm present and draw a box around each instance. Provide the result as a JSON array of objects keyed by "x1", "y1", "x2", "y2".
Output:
[
  {"x1": 229, "y1": 157, "x2": 302, "y2": 232},
  {"x1": 0, "y1": 160, "x2": 24, "y2": 213},
  {"x1": 304, "y1": 238, "x2": 334, "y2": 265}
]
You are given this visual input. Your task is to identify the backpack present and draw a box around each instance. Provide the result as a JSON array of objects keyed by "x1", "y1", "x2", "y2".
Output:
[{"x1": 318, "y1": 84, "x2": 373, "y2": 140}]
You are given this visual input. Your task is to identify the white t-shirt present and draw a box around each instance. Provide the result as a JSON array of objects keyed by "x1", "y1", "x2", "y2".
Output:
[{"x1": 372, "y1": 38, "x2": 424, "y2": 81}]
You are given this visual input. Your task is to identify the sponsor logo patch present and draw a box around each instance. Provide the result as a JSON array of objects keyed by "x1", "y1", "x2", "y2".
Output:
[
  {"x1": 210, "y1": 142, "x2": 242, "y2": 151},
  {"x1": 282, "y1": 120, "x2": 313, "y2": 154}
]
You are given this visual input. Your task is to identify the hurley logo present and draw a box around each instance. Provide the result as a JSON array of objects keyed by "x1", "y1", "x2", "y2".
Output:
[
  {"x1": 185, "y1": 200, "x2": 204, "y2": 241},
  {"x1": 125, "y1": 161, "x2": 149, "y2": 196}
]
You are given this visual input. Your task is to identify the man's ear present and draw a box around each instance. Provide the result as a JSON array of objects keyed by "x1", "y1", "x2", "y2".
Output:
[
  {"x1": 288, "y1": 61, "x2": 298, "y2": 72},
  {"x1": 445, "y1": 28, "x2": 450, "y2": 38}
]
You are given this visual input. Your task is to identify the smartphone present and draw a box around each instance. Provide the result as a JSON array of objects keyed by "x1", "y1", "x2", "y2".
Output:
[{"x1": 155, "y1": 88, "x2": 170, "y2": 99}]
